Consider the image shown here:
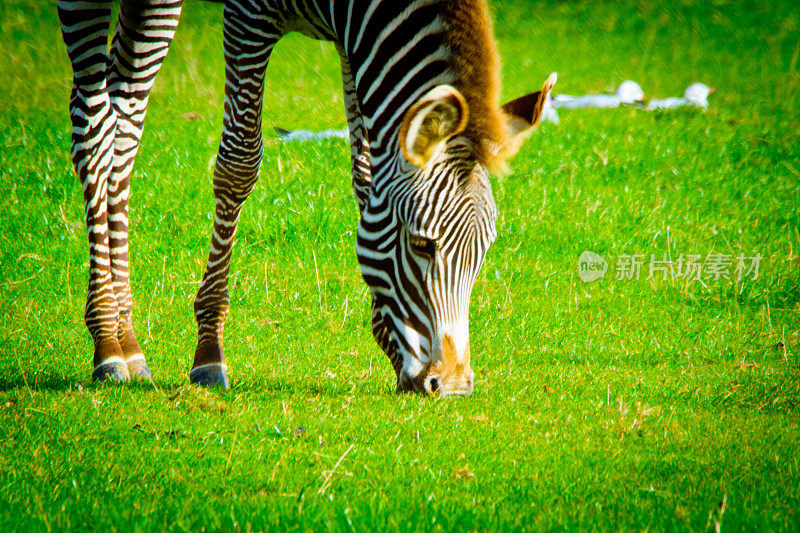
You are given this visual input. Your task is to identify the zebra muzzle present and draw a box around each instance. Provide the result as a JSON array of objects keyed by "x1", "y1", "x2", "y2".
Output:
[
  {"x1": 396, "y1": 335, "x2": 474, "y2": 396},
  {"x1": 429, "y1": 334, "x2": 474, "y2": 397}
]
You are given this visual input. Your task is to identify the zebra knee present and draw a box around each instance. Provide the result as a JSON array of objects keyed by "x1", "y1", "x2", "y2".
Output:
[
  {"x1": 214, "y1": 135, "x2": 263, "y2": 194},
  {"x1": 211, "y1": 163, "x2": 261, "y2": 221}
]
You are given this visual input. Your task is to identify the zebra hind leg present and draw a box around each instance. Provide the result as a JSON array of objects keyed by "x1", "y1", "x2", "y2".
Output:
[
  {"x1": 338, "y1": 51, "x2": 373, "y2": 214},
  {"x1": 191, "y1": 12, "x2": 278, "y2": 388},
  {"x1": 106, "y1": 0, "x2": 183, "y2": 379},
  {"x1": 58, "y1": 1, "x2": 128, "y2": 381}
]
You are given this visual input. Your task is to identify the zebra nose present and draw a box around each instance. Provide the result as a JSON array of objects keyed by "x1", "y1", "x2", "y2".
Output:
[
  {"x1": 436, "y1": 335, "x2": 473, "y2": 397},
  {"x1": 397, "y1": 366, "x2": 429, "y2": 394},
  {"x1": 438, "y1": 368, "x2": 474, "y2": 397},
  {"x1": 424, "y1": 375, "x2": 440, "y2": 393},
  {"x1": 397, "y1": 370, "x2": 415, "y2": 393}
]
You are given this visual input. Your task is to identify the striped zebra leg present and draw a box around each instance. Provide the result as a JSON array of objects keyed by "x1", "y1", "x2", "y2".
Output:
[
  {"x1": 59, "y1": 1, "x2": 128, "y2": 381},
  {"x1": 106, "y1": 0, "x2": 182, "y2": 379},
  {"x1": 59, "y1": 0, "x2": 181, "y2": 381},
  {"x1": 191, "y1": 11, "x2": 278, "y2": 388}
]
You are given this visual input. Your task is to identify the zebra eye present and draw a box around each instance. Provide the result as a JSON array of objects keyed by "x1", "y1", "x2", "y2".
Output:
[{"x1": 409, "y1": 234, "x2": 437, "y2": 258}]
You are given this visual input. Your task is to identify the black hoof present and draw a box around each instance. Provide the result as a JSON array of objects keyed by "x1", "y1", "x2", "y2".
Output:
[
  {"x1": 92, "y1": 359, "x2": 130, "y2": 382},
  {"x1": 127, "y1": 357, "x2": 152, "y2": 380},
  {"x1": 189, "y1": 364, "x2": 230, "y2": 389}
]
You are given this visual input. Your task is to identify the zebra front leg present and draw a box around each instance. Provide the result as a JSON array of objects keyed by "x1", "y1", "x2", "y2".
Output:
[
  {"x1": 191, "y1": 12, "x2": 276, "y2": 388},
  {"x1": 191, "y1": 114, "x2": 267, "y2": 389},
  {"x1": 58, "y1": 0, "x2": 128, "y2": 381},
  {"x1": 106, "y1": 0, "x2": 183, "y2": 379},
  {"x1": 191, "y1": 192, "x2": 248, "y2": 388},
  {"x1": 193, "y1": 159, "x2": 266, "y2": 387}
]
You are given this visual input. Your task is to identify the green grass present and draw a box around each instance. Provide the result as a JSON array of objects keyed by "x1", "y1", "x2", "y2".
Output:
[{"x1": 1, "y1": 0, "x2": 799, "y2": 530}]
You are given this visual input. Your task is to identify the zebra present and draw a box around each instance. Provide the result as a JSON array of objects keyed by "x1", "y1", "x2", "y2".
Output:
[{"x1": 59, "y1": 0, "x2": 555, "y2": 396}]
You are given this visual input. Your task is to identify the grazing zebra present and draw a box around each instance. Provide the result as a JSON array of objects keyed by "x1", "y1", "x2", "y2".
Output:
[{"x1": 60, "y1": 0, "x2": 555, "y2": 396}]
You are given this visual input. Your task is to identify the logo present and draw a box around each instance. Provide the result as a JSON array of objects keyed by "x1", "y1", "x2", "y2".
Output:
[
  {"x1": 578, "y1": 251, "x2": 608, "y2": 283},
  {"x1": 576, "y1": 251, "x2": 761, "y2": 284}
]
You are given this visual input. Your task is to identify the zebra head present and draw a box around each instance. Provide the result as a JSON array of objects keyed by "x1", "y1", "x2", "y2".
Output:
[{"x1": 358, "y1": 74, "x2": 557, "y2": 396}]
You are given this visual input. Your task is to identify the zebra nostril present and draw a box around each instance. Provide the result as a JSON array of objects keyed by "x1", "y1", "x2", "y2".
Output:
[{"x1": 425, "y1": 376, "x2": 440, "y2": 394}]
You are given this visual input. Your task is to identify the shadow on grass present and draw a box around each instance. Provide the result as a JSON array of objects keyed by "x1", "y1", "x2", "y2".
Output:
[
  {"x1": 0, "y1": 369, "x2": 78, "y2": 393},
  {"x1": 238, "y1": 375, "x2": 396, "y2": 397},
  {"x1": 0, "y1": 368, "x2": 398, "y2": 398},
  {"x1": 0, "y1": 366, "x2": 186, "y2": 394}
]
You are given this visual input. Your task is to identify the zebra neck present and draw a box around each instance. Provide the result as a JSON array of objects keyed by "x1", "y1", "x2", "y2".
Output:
[
  {"x1": 338, "y1": 1, "x2": 457, "y2": 185},
  {"x1": 286, "y1": 0, "x2": 498, "y2": 184},
  {"x1": 286, "y1": 5, "x2": 451, "y2": 141}
]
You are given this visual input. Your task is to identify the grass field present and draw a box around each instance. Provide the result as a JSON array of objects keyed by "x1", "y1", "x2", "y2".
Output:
[{"x1": 1, "y1": 0, "x2": 799, "y2": 530}]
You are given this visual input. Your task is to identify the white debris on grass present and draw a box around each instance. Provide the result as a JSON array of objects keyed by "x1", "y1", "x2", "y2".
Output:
[
  {"x1": 275, "y1": 81, "x2": 715, "y2": 142},
  {"x1": 552, "y1": 80, "x2": 645, "y2": 109},
  {"x1": 275, "y1": 127, "x2": 349, "y2": 142},
  {"x1": 646, "y1": 82, "x2": 714, "y2": 110},
  {"x1": 542, "y1": 93, "x2": 560, "y2": 124}
]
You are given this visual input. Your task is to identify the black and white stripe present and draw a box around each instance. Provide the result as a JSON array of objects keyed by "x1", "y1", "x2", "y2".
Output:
[
  {"x1": 59, "y1": 0, "x2": 183, "y2": 381},
  {"x1": 193, "y1": 0, "x2": 498, "y2": 394},
  {"x1": 62, "y1": 0, "x2": 507, "y2": 394}
]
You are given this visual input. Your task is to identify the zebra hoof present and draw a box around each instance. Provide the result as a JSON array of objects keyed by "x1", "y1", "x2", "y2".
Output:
[
  {"x1": 126, "y1": 355, "x2": 152, "y2": 380},
  {"x1": 189, "y1": 364, "x2": 229, "y2": 389},
  {"x1": 92, "y1": 358, "x2": 130, "y2": 382}
]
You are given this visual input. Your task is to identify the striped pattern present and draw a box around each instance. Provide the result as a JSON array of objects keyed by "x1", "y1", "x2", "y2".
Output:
[
  {"x1": 62, "y1": 0, "x2": 537, "y2": 394},
  {"x1": 192, "y1": 0, "x2": 502, "y2": 394},
  {"x1": 58, "y1": 0, "x2": 183, "y2": 380}
]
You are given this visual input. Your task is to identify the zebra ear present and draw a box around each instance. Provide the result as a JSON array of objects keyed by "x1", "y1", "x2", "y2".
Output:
[
  {"x1": 501, "y1": 72, "x2": 557, "y2": 140},
  {"x1": 399, "y1": 85, "x2": 469, "y2": 167}
]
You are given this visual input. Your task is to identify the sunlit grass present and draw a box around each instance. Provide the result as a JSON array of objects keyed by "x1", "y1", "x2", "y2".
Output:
[{"x1": 0, "y1": 0, "x2": 798, "y2": 530}]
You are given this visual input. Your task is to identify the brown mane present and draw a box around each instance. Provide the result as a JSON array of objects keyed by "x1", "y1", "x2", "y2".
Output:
[{"x1": 441, "y1": 0, "x2": 511, "y2": 172}]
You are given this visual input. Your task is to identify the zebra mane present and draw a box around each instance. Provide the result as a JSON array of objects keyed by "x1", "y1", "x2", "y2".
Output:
[{"x1": 441, "y1": 0, "x2": 511, "y2": 173}]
